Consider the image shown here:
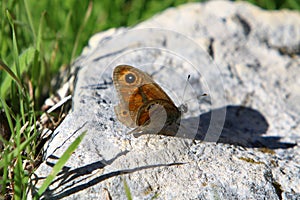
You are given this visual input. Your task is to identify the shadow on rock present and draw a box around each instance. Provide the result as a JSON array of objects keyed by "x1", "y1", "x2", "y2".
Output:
[
  {"x1": 30, "y1": 151, "x2": 127, "y2": 199},
  {"x1": 30, "y1": 105, "x2": 296, "y2": 199},
  {"x1": 30, "y1": 151, "x2": 184, "y2": 200},
  {"x1": 179, "y1": 105, "x2": 296, "y2": 149}
]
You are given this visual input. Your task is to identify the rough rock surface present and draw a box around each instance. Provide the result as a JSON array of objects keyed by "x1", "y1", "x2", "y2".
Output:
[{"x1": 30, "y1": 1, "x2": 300, "y2": 199}]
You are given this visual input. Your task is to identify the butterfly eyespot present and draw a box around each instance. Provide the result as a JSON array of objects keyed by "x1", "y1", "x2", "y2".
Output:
[
  {"x1": 125, "y1": 73, "x2": 136, "y2": 84},
  {"x1": 122, "y1": 110, "x2": 128, "y2": 116}
]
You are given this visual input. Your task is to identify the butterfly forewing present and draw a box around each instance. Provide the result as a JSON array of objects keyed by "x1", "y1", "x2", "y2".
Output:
[{"x1": 113, "y1": 65, "x2": 181, "y2": 136}]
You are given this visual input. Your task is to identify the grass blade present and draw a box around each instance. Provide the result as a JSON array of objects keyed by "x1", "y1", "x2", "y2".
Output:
[
  {"x1": 0, "y1": 60, "x2": 24, "y2": 94},
  {"x1": 0, "y1": 130, "x2": 38, "y2": 169},
  {"x1": 71, "y1": 1, "x2": 93, "y2": 62},
  {"x1": 35, "y1": 131, "x2": 87, "y2": 199},
  {"x1": 23, "y1": 0, "x2": 36, "y2": 42},
  {"x1": 123, "y1": 178, "x2": 133, "y2": 200}
]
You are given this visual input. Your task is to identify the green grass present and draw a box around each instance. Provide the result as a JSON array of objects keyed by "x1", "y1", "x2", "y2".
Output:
[
  {"x1": 34, "y1": 131, "x2": 86, "y2": 199},
  {"x1": 247, "y1": 0, "x2": 300, "y2": 10},
  {"x1": 123, "y1": 178, "x2": 133, "y2": 200},
  {"x1": 0, "y1": 0, "x2": 299, "y2": 199}
]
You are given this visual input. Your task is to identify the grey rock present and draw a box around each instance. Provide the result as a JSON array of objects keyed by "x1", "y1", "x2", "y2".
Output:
[{"x1": 29, "y1": 1, "x2": 300, "y2": 199}]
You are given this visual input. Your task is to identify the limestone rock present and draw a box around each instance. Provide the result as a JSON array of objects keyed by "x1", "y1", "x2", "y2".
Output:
[{"x1": 30, "y1": 1, "x2": 300, "y2": 199}]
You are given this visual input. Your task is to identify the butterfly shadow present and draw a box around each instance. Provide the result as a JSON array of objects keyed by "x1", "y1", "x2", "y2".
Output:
[
  {"x1": 177, "y1": 105, "x2": 296, "y2": 149},
  {"x1": 29, "y1": 106, "x2": 295, "y2": 199}
]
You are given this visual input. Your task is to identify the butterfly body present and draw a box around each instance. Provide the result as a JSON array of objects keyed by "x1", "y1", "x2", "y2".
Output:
[{"x1": 113, "y1": 65, "x2": 181, "y2": 137}]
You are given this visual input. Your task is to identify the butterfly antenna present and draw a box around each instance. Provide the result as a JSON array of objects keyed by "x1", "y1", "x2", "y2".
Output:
[
  {"x1": 182, "y1": 93, "x2": 208, "y2": 104},
  {"x1": 178, "y1": 75, "x2": 191, "y2": 113},
  {"x1": 180, "y1": 75, "x2": 208, "y2": 112},
  {"x1": 181, "y1": 75, "x2": 191, "y2": 104}
]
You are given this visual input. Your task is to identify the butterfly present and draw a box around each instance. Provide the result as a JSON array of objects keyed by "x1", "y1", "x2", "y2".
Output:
[{"x1": 113, "y1": 65, "x2": 185, "y2": 137}]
